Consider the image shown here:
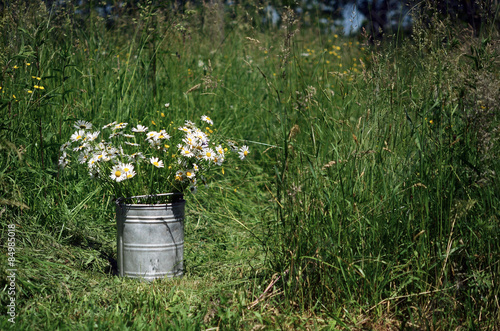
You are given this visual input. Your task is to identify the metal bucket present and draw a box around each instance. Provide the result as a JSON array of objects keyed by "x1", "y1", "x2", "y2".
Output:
[{"x1": 116, "y1": 193, "x2": 185, "y2": 281}]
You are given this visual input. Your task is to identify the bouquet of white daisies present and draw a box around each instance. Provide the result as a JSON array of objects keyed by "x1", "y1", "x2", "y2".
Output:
[{"x1": 59, "y1": 115, "x2": 249, "y2": 199}]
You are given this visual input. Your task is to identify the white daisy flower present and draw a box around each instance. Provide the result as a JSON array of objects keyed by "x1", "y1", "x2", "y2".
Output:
[
  {"x1": 184, "y1": 120, "x2": 196, "y2": 128},
  {"x1": 74, "y1": 120, "x2": 93, "y2": 130},
  {"x1": 85, "y1": 131, "x2": 100, "y2": 141},
  {"x1": 157, "y1": 130, "x2": 170, "y2": 140},
  {"x1": 238, "y1": 145, "x2": 250, "y2": 160},
  {"x1": 125, "y1": 141, "x2": 140, "y2": 147},
  {"x1": 178, "y1": 126, "x2": 191, "y2": 134},
  {"x1": 109, "y1": 131, "x2": 122, "y2": 139},
  {"x1": 193, "y1": 163, "x2": 199, "y2": 172},
  {"x1": 95, "y1": 152, "x2": 106, "y2": 161},
  {"x1": 125, "y1": 169, "x2": 136, "y2": 179},
  {"x1": 102, "y1": 121, "x2": 117, "y2": 129},
  {"x1": 121, "y1": 163, "x2": 134, "y2": 173},
  {"x1": 180, "y1": 146, "x2": 195, "y2": 158},
  {"x1": 123, "y1": 133, "x2": 135, "y2": 138},
  {"x1": 73, "y1": 143, "x2": 88, "y2": 152},
  {"x1": 150, "y1": 157, "x2": 164, "y2": 168},
  {"x1": 227, "y1": 140, "x2": 238, "y2": 152},
  {"x1": 183, "y1": 133, "x2": 198, "y2": 147},
  {"x1": 70, "y1": 129, "x2": 86, "y2": 142},
  {"x1": 213, "y1": 155, "x2": 224, "y2": 166},
  {"x1": 131, "y1": 124, "x2": 148, "y2": 133},
  {"x1": 88, "y1": 156, "x2": 98, "y2": 169},
  {"x1": 215, "y1": 145, "x2": 225, "y2": 156},
  {"x1": 175, "y1": 170, "x2": 185, "y2": 181},
  {"x1": 202, "y1": 148, "x2": 215, "y2": 161},
  {"x1": 201, "y1": 115, "x2": 213, "y2": 125},
  {"x1": 77, "y1": 152, "x2": 90, "y2": 164},
  {"x1": 164, "y1": 103, "x2": 170, "y2": 108},
  {"x1": 58, "y1": 152, "x2": 69, "y2": 168},
  {"x1": 110, "y1": 164, "x2": 126, "y2": 182},
  {"x1": 193, "y1": 129, "x2": 208, "y2": 144},
  {"x1": 128, "y1": 152, "x2": 145, "y2": 162},
  {"x1": 185, "y1": 169, "x2": 196, "y2": 179},
  {"x1": 146, "y1": 131, "x2": 158, "y2": 140},
  {"x1": 102, "y1": 152, "x2": 114, "y2": 162},
  {"x1": 60, "y1": 141, "x2": 71, "y2": 151},
  {"x1": 113, "y1": 122, "x2": 128, "y2": 130}
]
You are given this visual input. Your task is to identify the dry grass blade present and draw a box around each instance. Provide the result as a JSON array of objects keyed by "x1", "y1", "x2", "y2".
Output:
[
  {"x1": 185, "y1": 84, "x2": 201, "y2": 94},
  {"x1": 248, "y1": 269, "x2": 289, "y2": 309}
]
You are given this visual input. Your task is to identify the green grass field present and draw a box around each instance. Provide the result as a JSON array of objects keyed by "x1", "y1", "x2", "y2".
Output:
[{"x1": 1, "y1": 1, "x2": 499, "y2": 329}]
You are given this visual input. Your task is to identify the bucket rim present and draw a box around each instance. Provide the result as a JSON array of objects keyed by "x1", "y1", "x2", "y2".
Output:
[{"x1": 116, "y1": 192, "x2": 184, "y2": 206}]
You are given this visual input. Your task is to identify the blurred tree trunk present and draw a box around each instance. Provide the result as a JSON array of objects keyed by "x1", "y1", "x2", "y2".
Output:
[{"x1": 203, "y1": 0, "x2": 225, "y2": 47}]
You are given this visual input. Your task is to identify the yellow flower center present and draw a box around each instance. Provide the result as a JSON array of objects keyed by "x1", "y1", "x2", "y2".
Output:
[
  {"x1": 123, "y1": 167, "x2": 130, "y2": 172},
  {"x1": 115, "y1": 171, "x2": 122, "y2": 177},
  {"x1": 76, "y1": 135, "x2": 82, "y2": 140},
  {"x1": 186, "y1": 172, "x2": 192, "y2": 177},
  {"x1": 206, "y1": 152, "x2": 212, "y2": 157},
  {"x1": 153, "y1": 162, "x2": 159, "y2": 167},
  {"x1": 244, "y1": 151, "x2": 248, "y2": 156}
]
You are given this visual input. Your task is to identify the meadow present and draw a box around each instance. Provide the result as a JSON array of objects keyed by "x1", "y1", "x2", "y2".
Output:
[{"x1": 1, "y1": 1, "x2": 499, "y2": 329}]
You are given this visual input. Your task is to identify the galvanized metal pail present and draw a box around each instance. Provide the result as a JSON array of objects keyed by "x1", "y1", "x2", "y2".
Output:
[{"x1": 116, "y1": 193, "x2": 185, "y2": 281}]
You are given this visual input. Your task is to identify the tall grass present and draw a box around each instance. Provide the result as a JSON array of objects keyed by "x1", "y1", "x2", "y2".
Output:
[
  {"x1": 0, "y1": 0, "x2": 499, "y2": 329},
  {"x1": 264, "y1": 3, "x2": 500, "y2": 328}
]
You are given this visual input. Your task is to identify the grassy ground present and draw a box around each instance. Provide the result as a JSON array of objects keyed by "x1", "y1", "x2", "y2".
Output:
[{"x1": 1, "y1": 1, "x2": 500, "y2": 329}]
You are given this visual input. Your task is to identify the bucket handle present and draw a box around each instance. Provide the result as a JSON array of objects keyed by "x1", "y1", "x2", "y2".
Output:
[{"x1": 116, "y1": 192, "x2": 183, "y2": 205}]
